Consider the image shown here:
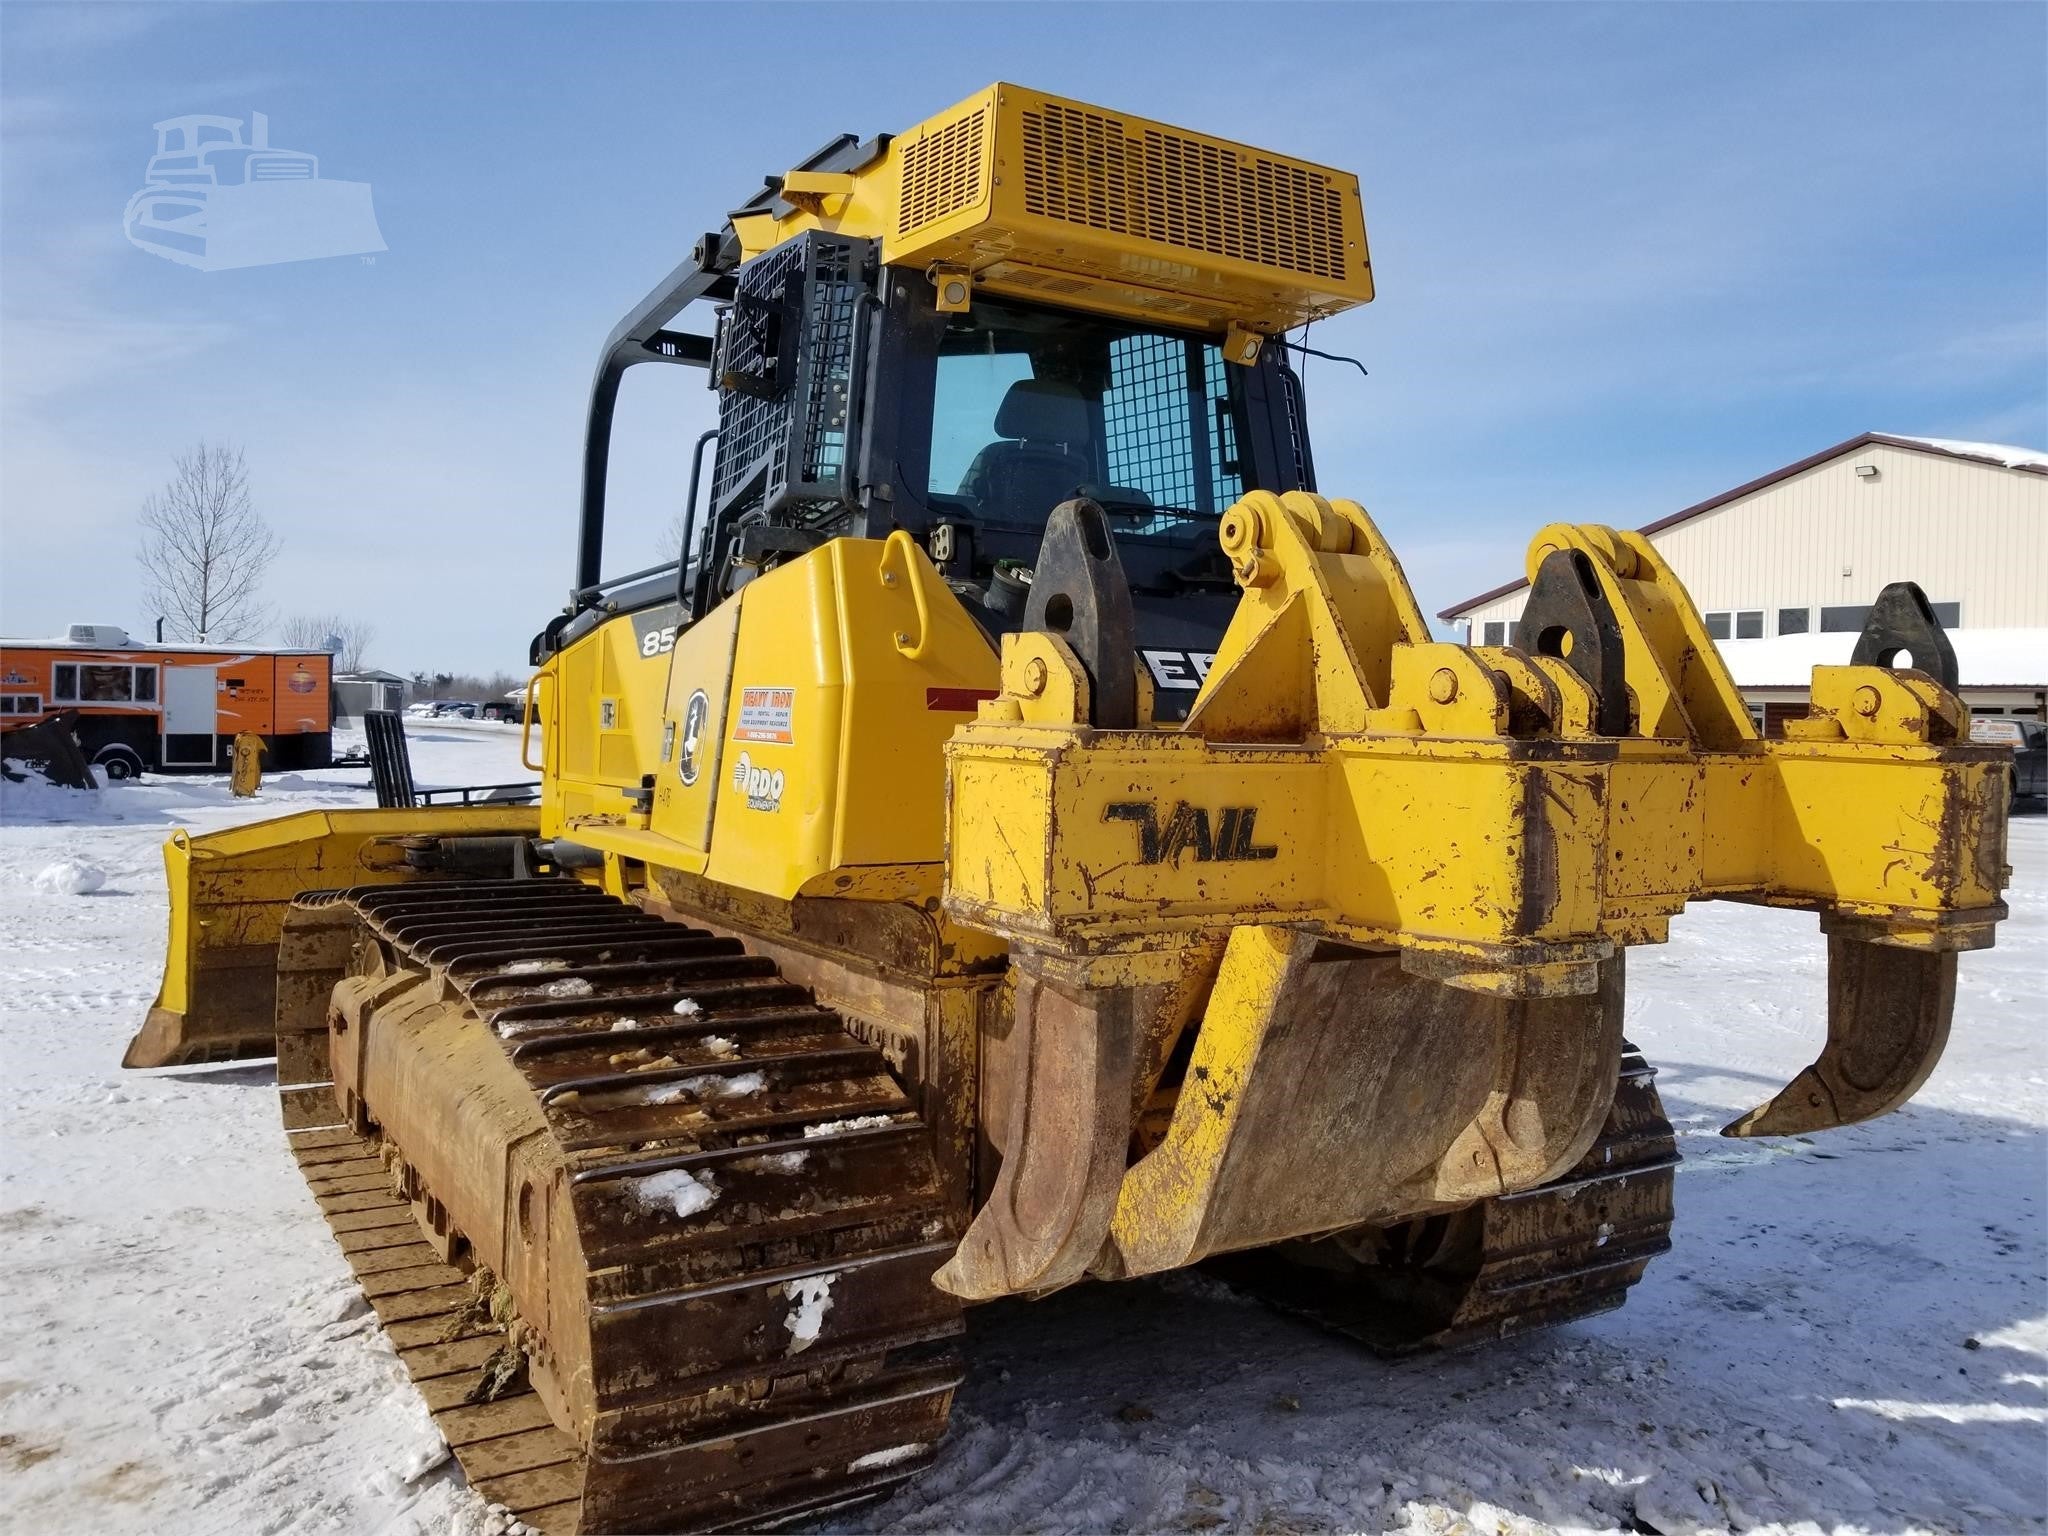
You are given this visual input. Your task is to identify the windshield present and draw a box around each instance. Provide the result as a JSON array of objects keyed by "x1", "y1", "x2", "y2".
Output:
[{"x1": 927, "y1": 298, "x2": 1246, "y2": 546}]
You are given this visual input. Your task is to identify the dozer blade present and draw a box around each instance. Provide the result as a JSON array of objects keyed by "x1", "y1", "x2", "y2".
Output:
[
  {"x1": 1721, "y1": 934, "x2": 1957, "y2": 1138},
  {"x1": 124, "y1": 806, "x2": 537, "y2": 1067}
]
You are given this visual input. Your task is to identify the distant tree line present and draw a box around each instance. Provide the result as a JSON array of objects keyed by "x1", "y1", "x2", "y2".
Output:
[{"x1": 410, "y1": 669, "x2": 527, "y2": 703}]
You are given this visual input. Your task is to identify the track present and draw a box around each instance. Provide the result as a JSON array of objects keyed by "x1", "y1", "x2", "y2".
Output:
[
  {"x1": 275, "y1": 879, "x2": 964, "y2": 1534},
  {"x1": 273, "y1": 876, "x2": 1676, "y2": 1526},
  {"x1": 1210, "y1": 1047, "x2": 1678, "y2": 1354}
]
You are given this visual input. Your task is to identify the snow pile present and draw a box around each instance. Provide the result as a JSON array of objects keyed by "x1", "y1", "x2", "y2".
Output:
[
  {"x1": 1, "y1": 770, "x2": 106, "y2": 825},
  {"x1": 536, "y1": 976, "x2": 593, "y2": 998},
  {"x1": 805, "y1": 1114, "x2": 897, "y2": 1138},
  {"x1": 1887, "y1": 434, "x2": 2048, "y2": 472},
  {"x1": 672, "y1": 998, "x2": 703, "y2": 1017},
  {"x1": 630, "y1": 1168, "x2": 720, "y2": 1220},
  {"x1": 499, "y1": 959, "x2": 566, "y2": 976},
  {"x1": 732, "y1": 1150, "x2": 808, "y2": 1174},
  {"x1": 31, "y1": 860, "x2": 107, "y2": 895},
  {"x1": 848, "y1": 1442, "x2": 927, "y2": 1472},
  {"x1": 644, "y1": 1070, "x2": 766, "y2": 1106},
  {"x1": 698, "y1": 1034, "x2": 739, "y2": 1059},
  {"x1": 494, "y1": 1019, "x2": 561, "y2": 1040},
  {"x1": 782, "y1": 1273, "x2": 837, "y2": 1354},
  {"x1": 1714, "y1": 626, "x2": 2048, "y2": 688}
]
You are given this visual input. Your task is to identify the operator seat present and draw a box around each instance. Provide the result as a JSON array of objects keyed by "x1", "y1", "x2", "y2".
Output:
[{"x1": 958, "y1": 378, "x2": 1096, "y2": 521}]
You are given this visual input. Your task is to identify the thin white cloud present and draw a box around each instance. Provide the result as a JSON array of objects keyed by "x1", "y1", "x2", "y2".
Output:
[{"x1": 1, "y1": 3, "x2": 171, "y2": 53}]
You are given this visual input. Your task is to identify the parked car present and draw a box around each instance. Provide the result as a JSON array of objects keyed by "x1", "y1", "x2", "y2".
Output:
[
  {"x1": 479, "y1": 699, "x2": 520, "y2": 722},
  {"x1": 1970, "y1": 716, "x2": 2046, "y2": 808}
]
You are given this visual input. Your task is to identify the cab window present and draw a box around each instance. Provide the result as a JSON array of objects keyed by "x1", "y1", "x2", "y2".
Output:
[{"x1": 925, "y1": 297, "x2": 1248, "y2": 548}]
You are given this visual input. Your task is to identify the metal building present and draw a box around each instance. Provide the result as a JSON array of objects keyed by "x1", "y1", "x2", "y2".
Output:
[
  {"x1": 331, "y1": 669, "x2": 408, "y2": 726},
  {"x1": 1440, "y1": 432, "x2": 2047, "y2": 723}
]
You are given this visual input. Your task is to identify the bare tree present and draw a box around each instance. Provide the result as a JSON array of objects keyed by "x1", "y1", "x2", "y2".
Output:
[
  {"x1": 137, "y1": 442, "x2": 278, "y2": 642},
  {"x1": 279, "y1": 613, "x2": 376, "y2": 671}
]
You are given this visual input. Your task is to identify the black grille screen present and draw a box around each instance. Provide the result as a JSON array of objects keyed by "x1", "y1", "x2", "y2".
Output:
[
  {"x1": 799, "y1": 239, "x2": 858, "y2": 490},
  {"x1": 1102, "y1": 335, "x2": 1243, "y2": 527},
  {"x1": 710, "y1": 233, "x2": 867, "y2": 521}
]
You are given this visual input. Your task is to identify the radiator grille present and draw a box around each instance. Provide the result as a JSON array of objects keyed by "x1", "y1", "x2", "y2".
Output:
[
  {"x1": 897, "y1": 108, "x2": 989, "y2": 234},
  {"x1": 1020, "y1": 104, "x2": 1349, "y2": 281},
  {"x1": 249, "y1": 156, "x2": 314, "y2": 181}
]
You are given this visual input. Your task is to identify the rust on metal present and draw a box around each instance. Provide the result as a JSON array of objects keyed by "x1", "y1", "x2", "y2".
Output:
[
  {"x1": 1210, "y1": 1045, "x2": 1677, "y2": 1351},
  {"x1": 1722, "y1": 934, "x2": 1957, "y2": 1137}
]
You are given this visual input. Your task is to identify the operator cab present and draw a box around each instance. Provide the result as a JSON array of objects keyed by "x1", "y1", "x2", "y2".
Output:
[{"x1": 551, "y1": 91, "x2": 1355, "y2": 720}]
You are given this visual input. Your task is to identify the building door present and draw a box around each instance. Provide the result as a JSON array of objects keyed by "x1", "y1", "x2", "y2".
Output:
[{"x1": 160, "y1": 665, "x2": 219, "y2": 765}]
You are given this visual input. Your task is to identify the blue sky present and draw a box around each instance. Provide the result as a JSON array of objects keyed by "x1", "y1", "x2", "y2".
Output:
[{"x1": 3, "y1": 2, "x2": 2042, "y2": 674}]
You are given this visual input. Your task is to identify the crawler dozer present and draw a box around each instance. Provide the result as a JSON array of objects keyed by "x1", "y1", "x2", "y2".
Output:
[{"x1": 127, "y1": 86, "x2": 2011, "y2": 1533}]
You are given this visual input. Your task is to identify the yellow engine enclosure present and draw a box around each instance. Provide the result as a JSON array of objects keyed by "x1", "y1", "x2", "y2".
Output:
[
  {"x1": 538, "y1": 534, "x2": 999, "y2": 902},
  {"x1": 732, "y1": 83, "x2": 1374, "y2": 337}
]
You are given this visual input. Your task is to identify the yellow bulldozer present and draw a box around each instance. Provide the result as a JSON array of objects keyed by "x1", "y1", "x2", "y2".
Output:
[{"x1": 125, "y1": 85, "x2": 2011, "y2": 1535}]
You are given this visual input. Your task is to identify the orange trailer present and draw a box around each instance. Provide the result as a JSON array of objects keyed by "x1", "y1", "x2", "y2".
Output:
[{"x1": 0, "y1": 624, "x2": 331, "y2": 779}]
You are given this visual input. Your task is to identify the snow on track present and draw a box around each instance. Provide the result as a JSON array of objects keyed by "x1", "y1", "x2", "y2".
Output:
[{"x1": 1, "y1": 729, "x2": 2040, "y2": 1535}]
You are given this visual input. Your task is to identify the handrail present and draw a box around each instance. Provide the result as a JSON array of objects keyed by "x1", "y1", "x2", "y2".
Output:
[
  {"x1": 417, "y1": 782, "x2": 541, "y2": 807},
  {"x1": 571, "y1": 558, "x2": 683, "y2": 607},
  {"x1": 880, "y1": 530, "x2": 935, "y2": 662},
  {"x1": 520, "y1": 674, "x2": 547, "y2": 773},
  {"x1": 676, "y1": 427, "x2": 721, "y2": 607}
]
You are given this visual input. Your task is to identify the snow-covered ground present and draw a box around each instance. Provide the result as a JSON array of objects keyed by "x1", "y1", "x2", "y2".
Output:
[{"x1": 1, "y1": 729, "x2": 2041, "y2": 1536}]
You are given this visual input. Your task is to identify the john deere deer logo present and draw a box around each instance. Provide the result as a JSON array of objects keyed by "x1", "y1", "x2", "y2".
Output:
[{"x1": 1105, "y1": 801, "x2": 1278, "y2": 865}]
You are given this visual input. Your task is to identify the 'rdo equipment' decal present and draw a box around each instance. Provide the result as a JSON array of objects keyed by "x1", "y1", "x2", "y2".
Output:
[{"x1": 1105, "y1": 801, "x2": 1278, "y2": 865}]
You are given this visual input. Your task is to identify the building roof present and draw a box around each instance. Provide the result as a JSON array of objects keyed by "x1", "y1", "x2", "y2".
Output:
[
  {"x1": 1438, "y1": 432, "x2": 2048, "y2": 621},
  {"x1": 1715, "y1": 626, "x2": 2046, "y2": 692},
  {"x1": 336, "y1": 669, "x2": 407, "y2": 683},
  {"x1": 0, "y1": 636, "x2": 330, "y2": 657}
]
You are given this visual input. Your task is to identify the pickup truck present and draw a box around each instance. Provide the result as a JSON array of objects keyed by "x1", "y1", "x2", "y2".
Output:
[{"x1": 1971, "y1": 716, "x2": 2047, "y2": 807}]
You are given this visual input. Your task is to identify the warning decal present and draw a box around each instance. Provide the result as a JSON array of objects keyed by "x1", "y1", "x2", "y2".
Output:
[{"x1": 734, "y1": 686, "x2": 795, "y2": 744}]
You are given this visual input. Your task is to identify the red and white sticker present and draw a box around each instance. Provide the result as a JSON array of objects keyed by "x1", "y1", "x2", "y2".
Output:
[{"x1": 734, "y1": 686, "x2": 795, "y2": 744}]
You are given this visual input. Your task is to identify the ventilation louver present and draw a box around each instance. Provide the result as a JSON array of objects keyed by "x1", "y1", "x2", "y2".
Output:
[
  {"x1": 1019, "y1": 103, "x2": 1349, "y2": 281},
  {"x1": 896, "y1": 108, "x2": 989, "y2": 235}
]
